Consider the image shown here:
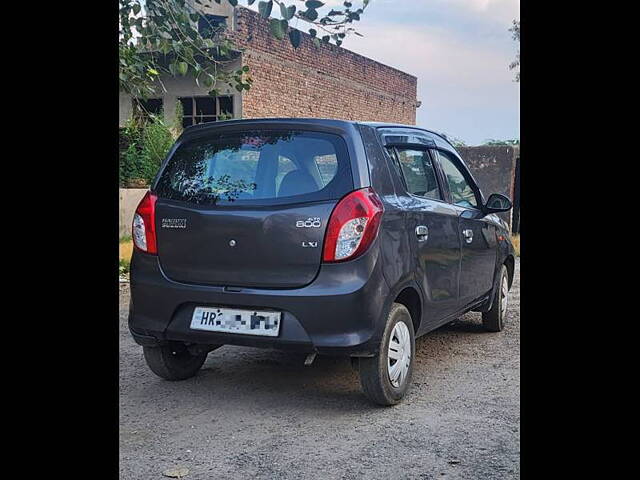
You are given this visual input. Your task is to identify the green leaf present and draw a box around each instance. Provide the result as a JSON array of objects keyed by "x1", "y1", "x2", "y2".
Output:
[
  {"x1": 306, "y1": 0, "x2": 324, "y2": 8},
  {"x1": 132, "y1": 3, "x2": 141, "y2": 15},
  {"x1": 247, "y1": 0, "x2": 256, "y2": 4},
  {"x1": 304, "y1": 8, "x2": 318, "y2": 21},
  {"x1": 313, "y1": 38, "x2": 321, "y2": 48},
  {"x1": 148, "y1": 68, "x2": 159, "y2": 75},
  {"x1": 158, "y1": 39, "x2": 169, "y2": 54},
  {"x1": 242, "y1": 65, "x2": 250, "y2": 72},
  {"x1": 258, "y1": 1, "x2": 273, "y2": 19},
  {"x1": 322, "y1": 35, "x2": 330, "y2": 43},
  {"x1": 280, "y1": 3, "x2": 296, "y2": 21},
  {"x1": 177, "y1": 62, "x2": 188, "y2": 76},
  {"x1": 269, "y1": 18, "x2": 287, "y2": 40},
  {"x1": 288, "y1": 29, "x2": 301, "y2": 48},
  {"x1": 309, "y1": 28, "x2": 317, "y2": 37},
  {"x1": 202, "y1": 74, "x2": 214, "y2": 88},
  {"x1": 227, "y1": 0, "x2": 238, "y2": 6}
]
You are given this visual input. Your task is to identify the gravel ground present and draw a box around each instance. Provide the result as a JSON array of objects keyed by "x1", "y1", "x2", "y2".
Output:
[{"x1": 120, "y1": 259, "x2": 519, "y2": 479}]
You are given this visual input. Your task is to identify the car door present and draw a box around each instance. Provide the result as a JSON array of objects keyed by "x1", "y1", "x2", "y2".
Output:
[
  {"x1": 434, "y1": 149, "x2": 497, "y2": 306},
  {"x1": 386, "y1": 146, "x2": 462, "y2": 329}
]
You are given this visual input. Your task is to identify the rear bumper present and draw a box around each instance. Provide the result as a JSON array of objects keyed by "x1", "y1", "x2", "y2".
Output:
[{"x1": 128, "y1": 245, "x2": 391, "y2": 356}]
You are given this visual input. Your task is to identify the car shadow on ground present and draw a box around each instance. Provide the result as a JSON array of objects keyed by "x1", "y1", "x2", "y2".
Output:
[
  {"x1": 436, "y1": 317, "x2": 489, "y2": 334},
  {"x1": 122, "y1": 315, "x2": 487, "y2": 415}
]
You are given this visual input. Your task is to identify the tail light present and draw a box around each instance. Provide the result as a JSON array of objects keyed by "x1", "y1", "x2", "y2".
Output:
[
  {"x1": 323, "y1": 187, "x2": 384, "y2": 263},
  {"x1": 132, "y1": 191, "x2": 158, "y2": 254}
]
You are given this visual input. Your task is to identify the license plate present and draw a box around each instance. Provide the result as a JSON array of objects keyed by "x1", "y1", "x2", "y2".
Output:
[{"x1": 190, "y1": 306, "x2": 281, "y2": 337}]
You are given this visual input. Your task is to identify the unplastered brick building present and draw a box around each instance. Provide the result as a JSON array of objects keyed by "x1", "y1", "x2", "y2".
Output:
[{"x1": 119, "y1": 3, "x2": 419, "y2": 127}]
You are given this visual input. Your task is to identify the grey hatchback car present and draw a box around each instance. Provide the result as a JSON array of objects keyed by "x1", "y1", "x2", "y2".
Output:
[{"x1": 128, "y1": 118, "x2": 515, "y2": 406}]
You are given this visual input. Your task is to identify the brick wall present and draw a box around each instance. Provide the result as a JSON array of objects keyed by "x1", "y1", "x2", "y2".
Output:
[{"x1": 227, "y1": 8, "x2": 417, "y2": 124}]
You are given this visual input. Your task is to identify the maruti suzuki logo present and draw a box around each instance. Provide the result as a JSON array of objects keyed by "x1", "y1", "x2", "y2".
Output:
[{"x1": 161, "y1": 218, "x2": 187, "y2": 229}]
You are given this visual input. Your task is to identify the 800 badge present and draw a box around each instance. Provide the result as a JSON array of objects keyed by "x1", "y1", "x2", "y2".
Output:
[{"x1": 296, "y1": 217, "x2": 322, "y2": 228}]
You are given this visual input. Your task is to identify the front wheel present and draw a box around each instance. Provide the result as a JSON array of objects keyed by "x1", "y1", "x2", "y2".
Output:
[
  {"x1": 143, "y1": 344, "x2": 208, "y2": 381},
  {"x1": 482, "y1": 265, "x2": 510, "y2": 332},
  {"x1": 358, "y1": 303, "x2": 415, "y2": 406}
]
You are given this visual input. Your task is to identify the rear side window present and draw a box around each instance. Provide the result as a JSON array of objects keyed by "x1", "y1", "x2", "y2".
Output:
[
  {"x1": 393, "y1": 148, "x2": 441, "y2": 200},
  {"x1": 155, "y1": 130, "x2": 353, "y2": 206}
]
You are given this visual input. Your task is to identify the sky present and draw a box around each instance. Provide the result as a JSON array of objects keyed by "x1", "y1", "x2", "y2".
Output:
[{"x1": 248, "y1": 0, "x2": 520, "y2": 146}]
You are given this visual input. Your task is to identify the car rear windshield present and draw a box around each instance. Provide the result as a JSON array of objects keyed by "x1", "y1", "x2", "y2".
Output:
[{"x1": 154, "y1": 129, "x2": 353, "y2": 206}]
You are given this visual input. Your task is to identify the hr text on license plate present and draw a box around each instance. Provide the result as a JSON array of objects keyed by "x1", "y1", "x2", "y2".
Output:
[{"x1": 190, "y1": 307, "x2": 281, "y2": 337}]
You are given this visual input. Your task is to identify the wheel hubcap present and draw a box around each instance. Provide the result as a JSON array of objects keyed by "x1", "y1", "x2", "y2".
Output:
[
  {"x1": 387, "y1": 322, "x2": 411, "y2": 388},
  {"x1": 501, "y1": 275, "x2": 509, "y2": 316}
]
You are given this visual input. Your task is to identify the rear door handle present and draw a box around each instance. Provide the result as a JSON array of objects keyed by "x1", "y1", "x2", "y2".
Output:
[
  {"x1": 462, "y1": 228, "x2": 473, "y2": 243},
  {"x1": 416, "y1": 225, "x2": 429, "y2": 242}
]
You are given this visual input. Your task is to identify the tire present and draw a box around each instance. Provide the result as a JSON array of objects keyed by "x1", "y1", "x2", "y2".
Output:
[
  {"x1": 143, "y1": 343, "x2": 208, "y2": 381},
  {"x1": 359, "y1": 303, "x2": 416, "y2": 406},
  {"x1": 482, "y1": 265, "x2": 510, "y2": 332}
]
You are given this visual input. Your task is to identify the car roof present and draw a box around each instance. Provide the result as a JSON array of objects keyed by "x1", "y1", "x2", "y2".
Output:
[
  {"x1": 182, "y1": 117, "x2": 454, "y2": 148},
  {"x1": 358, "y1": 121, "x2": 454, "y2": 147},
  {"x1": 182, "y1": 117, "x2": 356, "y2": 132}
]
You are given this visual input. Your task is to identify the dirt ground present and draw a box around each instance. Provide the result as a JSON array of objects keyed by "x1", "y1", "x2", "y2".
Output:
[{"x1": 119, "y1": 259, "x2": 519, "y2": 479}]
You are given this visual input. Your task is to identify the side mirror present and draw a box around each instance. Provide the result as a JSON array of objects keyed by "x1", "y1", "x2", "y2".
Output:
[{"x1": 483, "y1": 193, "x2": 512, "y2": 214}]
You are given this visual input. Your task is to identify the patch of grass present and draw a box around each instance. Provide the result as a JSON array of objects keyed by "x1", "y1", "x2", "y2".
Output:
[
  {"x1": 511, "y1": 234, "x2": 520, "y2": 257},
  {"x1": 119, "y1": 259, "x2": 130, "y2": 276}
]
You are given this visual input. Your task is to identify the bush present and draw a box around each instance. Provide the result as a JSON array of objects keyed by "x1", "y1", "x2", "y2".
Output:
[
  {"x1": 140, "y1": 116, "x2": 174, "y2": 181},
  {"x1": 119, "y1": 111, "x2": 177, "y2": 187},
  {"x1": 119, "y1": 120, "x2": 143, "y2": 187}
]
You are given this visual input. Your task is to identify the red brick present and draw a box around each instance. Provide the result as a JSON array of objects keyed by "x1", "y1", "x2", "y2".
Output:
[{"x1": 226, "y1": 8, "x2": 417, "y2": 124}]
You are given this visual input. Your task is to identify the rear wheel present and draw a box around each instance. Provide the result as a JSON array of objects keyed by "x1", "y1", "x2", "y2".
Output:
[
  {"x1": 482, "y1": 265, "x2": 509, "y2": 332},
  {"x1": 143, "y1": 343, "x2": 208, "y2": 381},
  {"x1": 358, "y1": 303, "x2": 415, "y2": 406}
]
